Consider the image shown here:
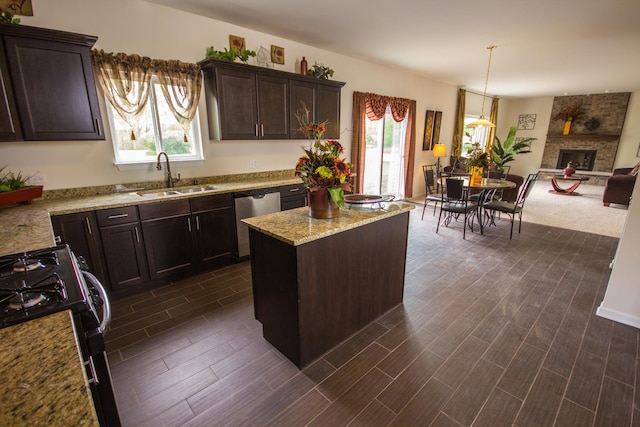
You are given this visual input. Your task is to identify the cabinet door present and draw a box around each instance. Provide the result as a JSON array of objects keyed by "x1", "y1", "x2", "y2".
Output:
[
  {"x1": 257, "y1": 75, "x2": 289, "y2": 139},
  {"x1": 51, "y1": 212, "x2": 106, "y2": 285},
  {"x1": 289, "y1": 80, "x2": 317, "y2": 139},
  {"x1": 141, "y1": 215, "x2": 196, "y2": 280},
  {"x1": 3, "y1": 35, "x2": 103, "y2": 140},
  {"x1": 318, "y1": 85, "x2": 341, "y2": 139},
  {"x1": 0, "y1": 39, "x2": 20, "y2": 141},
  {"x1": 100, "y1": 223, "x2": 149, "y2": 291},
  {"x1": 216, "y1": 67, "x2": 259, "y2": 139},
  {"x1": 194, "y1": 207, "x2": 235, "y2": 265}
]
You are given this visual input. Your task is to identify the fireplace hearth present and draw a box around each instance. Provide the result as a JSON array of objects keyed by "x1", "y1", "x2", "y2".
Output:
[{"x1": 556, "y1": 149, "x2": 597, "y2": 171}]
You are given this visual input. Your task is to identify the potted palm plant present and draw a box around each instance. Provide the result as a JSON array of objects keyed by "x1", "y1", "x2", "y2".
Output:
[{"x1": 490, "y1": 126, "x2": 537, "y2": 171}]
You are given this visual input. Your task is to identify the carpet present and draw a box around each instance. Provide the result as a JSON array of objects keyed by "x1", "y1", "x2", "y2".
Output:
[
  {"x1": 519, "y1": 181, "x2": 627, "y2": 238},
  {"x1": 411, "y1": 180, "x2": 628, "y2": 238}
]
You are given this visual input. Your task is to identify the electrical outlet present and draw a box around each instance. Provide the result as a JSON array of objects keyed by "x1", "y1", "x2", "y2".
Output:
[
  {"x1": 28, "y1": 174, "x2": 46, "y2": 185},
  {"x1": 249, "y1": 160, "x2": 257, "y2": 169}
]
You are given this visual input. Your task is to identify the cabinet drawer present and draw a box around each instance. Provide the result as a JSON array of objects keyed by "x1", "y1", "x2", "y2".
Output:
[
  {"x1": 190, "y1": 193, "x2": 233, "y2": 212},
  {"x1": 279, "y1": 184, "x2": 306, "y2": 197},
  {"x1": 138, "y1": 199, "x2": 190, "y2": 221},
  {"x1": 96, "y1": 206, "x2": 139, "y2": 226}
]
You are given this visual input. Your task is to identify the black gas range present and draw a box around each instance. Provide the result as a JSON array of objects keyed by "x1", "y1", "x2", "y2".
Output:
[{"x1": 0, "y1": 244, "x2": 121, "y2": 426}]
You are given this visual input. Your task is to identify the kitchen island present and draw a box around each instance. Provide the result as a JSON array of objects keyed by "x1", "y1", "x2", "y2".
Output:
[{"x1": 243, "y1": 203, "x2": 414, "y2": 368}]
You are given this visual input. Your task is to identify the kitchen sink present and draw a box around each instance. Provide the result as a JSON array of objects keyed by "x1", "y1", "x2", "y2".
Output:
[{"x1": 135, "y1": 185, "x2": 218, "y2": 197}]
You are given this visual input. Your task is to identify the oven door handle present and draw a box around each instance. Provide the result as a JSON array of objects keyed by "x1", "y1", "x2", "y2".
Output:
[{"x1": 82, "y1": 271, "x2": 112, "y2": 334}]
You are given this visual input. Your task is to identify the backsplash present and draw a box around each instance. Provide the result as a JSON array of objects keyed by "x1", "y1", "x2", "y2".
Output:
[{"x1": 42, "y1": 169, "x2": 296, "y2": 200}]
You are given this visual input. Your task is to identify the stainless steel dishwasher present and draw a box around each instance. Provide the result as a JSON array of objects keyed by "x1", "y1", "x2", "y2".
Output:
[{"x1": 234, "y1": 188, "x2": 281, "y2": 259}]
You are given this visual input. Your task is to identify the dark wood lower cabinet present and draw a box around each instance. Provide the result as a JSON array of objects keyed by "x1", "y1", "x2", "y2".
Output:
[
  {"x1": 51, "y1": 211, "x2": 106, "y2": 284},
  {"x1": 141, "y1": 214, "x2": 196, "y2": 280},
  {"x1": 193, "y1": 206, "x2": 235, "y2": 266},
  {"x1": 99, "y1": 222, "x2": 149, "y2": 291}
]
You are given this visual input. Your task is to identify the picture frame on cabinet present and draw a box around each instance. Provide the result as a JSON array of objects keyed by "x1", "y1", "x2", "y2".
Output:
[
  {"x1": 422, "y1": 110, "x2": 435, "y2": 150},
  {"x1": 271, "y1": 45, "x2": 285, "y2": 64},
  {"x1": 0, "y1": 0, "x2": 33, "y2": 16},
  {"x1": 229, "y1": 35, "x2": 246, "y2": 54}
]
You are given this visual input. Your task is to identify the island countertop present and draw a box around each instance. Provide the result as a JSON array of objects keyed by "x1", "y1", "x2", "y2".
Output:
[{"x1": 242, "y1": 202, "x2": 414, "y2": 246}]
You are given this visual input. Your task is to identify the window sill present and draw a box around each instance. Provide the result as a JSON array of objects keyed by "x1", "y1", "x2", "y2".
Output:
[{"x1": 114, "y1": 157, "x2": 205, "y2": 171}]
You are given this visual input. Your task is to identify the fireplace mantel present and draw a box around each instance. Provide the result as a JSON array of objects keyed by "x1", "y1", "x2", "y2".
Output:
[{"x1": 546, "y1": 134, "x2": 620, "y2": 141}]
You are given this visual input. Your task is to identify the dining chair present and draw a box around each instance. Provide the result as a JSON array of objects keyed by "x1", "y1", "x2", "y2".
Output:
[
  {"x1": 483, "y1": 173, "x2": 538, "y2": 239},
  {"x1": 422, "y1": 164, "x2": 446, "y2": 219},
  {"x1": 436, "y1": 177, "x2": 477, "y2": 239}
]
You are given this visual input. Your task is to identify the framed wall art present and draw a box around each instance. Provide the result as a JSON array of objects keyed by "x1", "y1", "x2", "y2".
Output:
[
  {"x1": 271, "y1": 45, "x2": 284, "y2": 64},
  {"x1": 517, "y1": 114, "x2": 537, "y2": 130},
  {"x1": 229, "y1": 35, "x2": 246, "y2": 53},
  {"x1": 422, "y1": 110, "x2": 435, "y2": 150},
  {"x1": 432, "y1": 111, "x2": 443, "y2": 145},
  {"x1": 0, "y1": 0, "x2": 33, "y2": 15}
]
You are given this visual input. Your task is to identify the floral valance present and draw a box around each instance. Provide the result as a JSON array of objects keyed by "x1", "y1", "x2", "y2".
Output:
[
  {"x1": 363, "y1": 92, "x2": 411, "y2": 122},
  {"x1": 91, "y1": 50, "x2": 202, "y2": 140}
]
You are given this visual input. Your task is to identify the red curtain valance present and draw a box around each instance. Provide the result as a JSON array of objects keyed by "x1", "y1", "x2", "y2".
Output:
[{"x1": 363, "y1": 92, "x2": 411, "y2": 122}]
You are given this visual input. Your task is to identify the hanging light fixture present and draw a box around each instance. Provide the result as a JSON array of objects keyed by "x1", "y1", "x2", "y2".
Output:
[{"x1": 468, "y1": 45, "x2": 497, "y2": 128}]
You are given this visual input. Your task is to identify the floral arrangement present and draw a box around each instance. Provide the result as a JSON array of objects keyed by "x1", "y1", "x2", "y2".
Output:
[
  {"x1": 464, "y1": 142, "x2": 490, "y2": 168},
  {"x1": 553, "y1": 101, "x2": 586, "y2": 123},
  {"x1": 294, "y1": 110, "x2": 352, "y2": 208}
]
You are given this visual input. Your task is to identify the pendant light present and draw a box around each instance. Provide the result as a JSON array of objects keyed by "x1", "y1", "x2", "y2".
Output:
[{"x1": 468, "y1": 45, "x2": 497, "y2": 128}]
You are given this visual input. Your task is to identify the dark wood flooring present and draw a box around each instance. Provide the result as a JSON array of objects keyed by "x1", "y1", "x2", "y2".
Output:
[{"x1": 105, "y1": 207, "x2": 638, "y2": 426}]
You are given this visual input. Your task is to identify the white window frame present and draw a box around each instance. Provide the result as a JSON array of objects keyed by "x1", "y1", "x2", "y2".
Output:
[{"x1": 106, "y1": 76, "x2": 204, "y2": 166}]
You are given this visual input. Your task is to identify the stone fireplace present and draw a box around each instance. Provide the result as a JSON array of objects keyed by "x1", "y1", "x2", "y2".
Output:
[{"x1": 540, "y1": 92, "x2": 630, "y2": 173}]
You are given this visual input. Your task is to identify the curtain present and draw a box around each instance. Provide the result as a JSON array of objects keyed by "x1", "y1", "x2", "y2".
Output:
[
  {"x1": 92, "y1": 50, "x2": 202, "y2": 141},
  {"x1": 154, "y1": 60, "x2": 202, "y2": 142},
  {"x1": 452, "y1": 89, "x2": 466, "y2": 157},
  {"x1": 486, "y1": 97, "x2": 500, "y2": 153},
  {"x1": 351, "y1": 91, "x2": 416, "y2": 197},
  {"x1": 91, "y1": 50, "x2": 153, "y2": 139}
]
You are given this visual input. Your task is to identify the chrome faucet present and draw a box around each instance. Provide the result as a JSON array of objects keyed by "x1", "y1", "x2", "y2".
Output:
[{"x1": 156, "y1": 151, "x2": 180, "y2": 188}]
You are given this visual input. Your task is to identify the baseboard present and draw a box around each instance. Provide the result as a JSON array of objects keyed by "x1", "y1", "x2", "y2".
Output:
[{"x1": 596, "y1": 304, "x2": 640, "y2": 328}]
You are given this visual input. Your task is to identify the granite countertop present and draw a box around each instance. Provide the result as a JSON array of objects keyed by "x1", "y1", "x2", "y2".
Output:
[
  {"x1": 0, "y1": 310, "x2": 99, "y2": 426},
  {"x1": 0, "y1": 176, "x2": 301, "y2": 257},
  {"x1": 242, "y1": 202, "x2": 414, "y2": 246}
]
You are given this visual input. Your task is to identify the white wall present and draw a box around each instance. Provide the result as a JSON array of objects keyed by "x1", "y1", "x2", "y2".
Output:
[
  {"x1": 597, "y1": 176, "x2": 640, "y2": 327},
  {"x1": 0, "y1": 0, "x2": 458, "y2": 196}
]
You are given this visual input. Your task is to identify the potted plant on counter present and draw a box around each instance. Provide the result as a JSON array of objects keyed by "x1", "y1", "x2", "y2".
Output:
[{"x1": 0, "y1": 166, "x2": 43, "y2": 207}]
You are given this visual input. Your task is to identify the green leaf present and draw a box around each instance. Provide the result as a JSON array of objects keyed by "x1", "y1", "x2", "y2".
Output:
[{"x1": 327, "y1": 187, "x2": 345, "y2": 209}]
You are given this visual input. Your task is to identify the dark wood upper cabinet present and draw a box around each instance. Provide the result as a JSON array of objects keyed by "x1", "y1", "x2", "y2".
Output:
[
  {"x1": 0, "y1": 23, "x2": 103, "y2": 141},
  {"x1": 199, "y1": 58, "x2": 344, "y2": 141}
]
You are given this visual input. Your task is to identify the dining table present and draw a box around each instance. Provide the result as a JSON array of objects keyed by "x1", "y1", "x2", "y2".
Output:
[{"x1": 439, "y1": 176, "x2": 517, "y2": 234}]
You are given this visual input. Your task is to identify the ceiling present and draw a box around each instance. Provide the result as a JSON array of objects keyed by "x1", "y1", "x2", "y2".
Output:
[{"x1": 146, "y1": 0, "x2": 640, "y2": 98}]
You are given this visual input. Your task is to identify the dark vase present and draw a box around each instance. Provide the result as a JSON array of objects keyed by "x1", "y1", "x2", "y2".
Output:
[
  {"x1": 308, "y1": 188, "x2": 339, "y2": 219},
  {"x1": 563, "y1": 162, "x2": 576, "y2": 177},
  {"x1": 300, "y1": 56, "x2": 308, "y2": 75}
]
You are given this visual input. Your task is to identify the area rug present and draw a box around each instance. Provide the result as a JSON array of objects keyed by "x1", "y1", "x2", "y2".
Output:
[{"x1": 520, "y1": 181, "x2": 627, "y2": 238}]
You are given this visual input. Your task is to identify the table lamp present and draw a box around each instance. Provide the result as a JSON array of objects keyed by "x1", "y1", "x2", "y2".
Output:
[{"x1": 433, "y1": 143, "x2": 447, "y2": 176}]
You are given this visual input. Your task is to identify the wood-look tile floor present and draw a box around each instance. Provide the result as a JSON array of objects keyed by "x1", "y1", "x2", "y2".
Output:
[{"x1": 105, "y1": 207, "x2": 638, "y2": 426}]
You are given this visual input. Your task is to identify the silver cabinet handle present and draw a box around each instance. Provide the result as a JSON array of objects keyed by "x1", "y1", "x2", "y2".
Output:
[
  {"x1": 195, "y1": 215, "x2": 200, "y2": 231},
  {"x1": 107, "y1": 213, "x2": 129, "y2": 219},
  {"x1": 260, "y1": 123, "x2": 264, "y2": 136},
  {"x1": 85, "y1": 216, "x2": 93, "y2": 235},
  {"x1": 95, "y1": 118, "x2": 102, "y2": 136},
  {"x1": 289, "y1": 187, "x2": 301, "y2": 192},
  {"x1": 187, "y1": 217, "x2": 192, "y2": 232},
  {"x1": 255, "y1": 124, "x2": 259, "y2": 136},
  {"x1": 134, "y1": 226, "x2": 140, "y2": 243}
]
